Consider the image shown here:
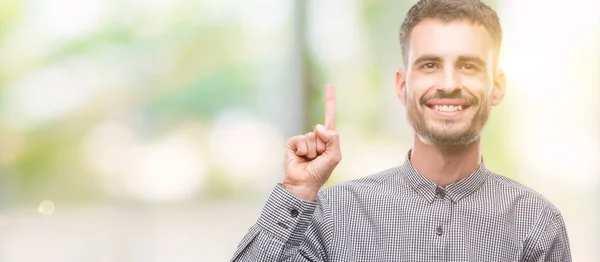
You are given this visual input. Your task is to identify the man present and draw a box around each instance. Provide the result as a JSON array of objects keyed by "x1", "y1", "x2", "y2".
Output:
[{"x1": 232, "y1": 0, "x2": 571, "y2": 261}]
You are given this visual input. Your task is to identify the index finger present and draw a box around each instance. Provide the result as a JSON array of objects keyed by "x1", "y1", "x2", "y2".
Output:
[{"x1": 324, "y1": 83, "x2": 336, "y2": 130}]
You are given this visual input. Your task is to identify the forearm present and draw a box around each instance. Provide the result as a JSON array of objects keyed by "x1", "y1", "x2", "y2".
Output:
[{"x1": 231, "y1": 185, "x2": 329, "y2": 262}]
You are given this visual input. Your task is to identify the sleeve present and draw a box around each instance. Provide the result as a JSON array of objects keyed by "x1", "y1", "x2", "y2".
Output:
[
  {"x1": 522, "y1": 211, "x2": 572, "y2": 262},
  {"x1": 231, "y1": 184, "x2": 334, "y2": 262}
]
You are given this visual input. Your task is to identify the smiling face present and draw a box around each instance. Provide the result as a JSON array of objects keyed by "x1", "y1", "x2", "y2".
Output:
[{"x1": 396, "y1": 18, "x2": 506, "y2": 148}]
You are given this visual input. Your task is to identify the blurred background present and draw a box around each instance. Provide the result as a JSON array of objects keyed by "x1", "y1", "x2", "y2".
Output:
[{"x1": 0, "y1": 0, "x2": 598, "y2": 261}]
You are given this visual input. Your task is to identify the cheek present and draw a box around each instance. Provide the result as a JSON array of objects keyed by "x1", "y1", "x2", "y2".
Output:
[
  {"x1": 409, "y1": 73, "x2": 438, "y2": 89},
  {"x1": 407, "y1": 72, "x2": 440, "y2": 99},
  {"x1": 407, "y1": 79, "x2": 431, "y2": 101},
  {"x1": 461, "y1": 76, "x2": 493, "y2": 102},
  {"x1": 405, "y1": 88, "x2": 422, "y2": 108}
]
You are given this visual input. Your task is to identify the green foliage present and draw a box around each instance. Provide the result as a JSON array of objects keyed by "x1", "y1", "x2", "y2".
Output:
[
  {"x1": 44, "y1": 27, "x2": 134, "y2": 64},
  {"x1": 145, "y1": 64, "x2": 256, "y2": 119}
]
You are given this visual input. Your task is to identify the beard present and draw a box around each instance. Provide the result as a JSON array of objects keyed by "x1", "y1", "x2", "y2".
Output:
[{"x1": 406, "y1": 90, "x2": 491, "y2": 148}]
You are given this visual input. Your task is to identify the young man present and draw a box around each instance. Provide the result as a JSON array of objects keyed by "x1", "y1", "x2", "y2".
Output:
[{"x1": 232, "y1": 0, "x2": 571, "y2": 261}]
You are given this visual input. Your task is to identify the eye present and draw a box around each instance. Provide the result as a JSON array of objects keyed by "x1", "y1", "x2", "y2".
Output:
[
  {"x1": 420, "y1": 63, "x2": 437, "y2": 70},
  {"x1": 461, "y1": 63, "x2": 477, "y2": 70}
]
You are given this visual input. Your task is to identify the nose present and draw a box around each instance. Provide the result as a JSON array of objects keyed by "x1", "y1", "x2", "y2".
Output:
[{"x1": 438, "y1": 67, "x2": 460, "y2": 92}]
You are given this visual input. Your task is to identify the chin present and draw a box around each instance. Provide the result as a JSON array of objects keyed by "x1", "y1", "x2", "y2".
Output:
[
  {"x1": 407, "y1": 110, "x2": 485, "y2": 148},
  {"x1": 418, "y1": 128, "x2": 481, "y2": 148}
]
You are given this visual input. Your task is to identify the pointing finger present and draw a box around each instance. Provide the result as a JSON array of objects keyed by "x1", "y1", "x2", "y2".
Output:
[{"x1": 324, "y1": 83, "x2": 336, "y2": 130}]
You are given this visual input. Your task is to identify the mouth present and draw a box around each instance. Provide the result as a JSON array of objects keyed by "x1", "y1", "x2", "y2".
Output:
[
  {"x1": 424, "y1": 100, "x2": 472, "y2": 116},
  {"x1": 427, "y1": 104, "x2": 468, "y2": 112}
]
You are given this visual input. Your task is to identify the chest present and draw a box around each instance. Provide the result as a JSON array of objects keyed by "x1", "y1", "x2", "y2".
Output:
[{"x1": 328, "y1": 196, "x2": 524, "y2": 261}]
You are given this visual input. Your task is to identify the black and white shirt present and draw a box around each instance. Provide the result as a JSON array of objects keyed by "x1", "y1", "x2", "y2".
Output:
[{"x1": 232, "y1": 152, "x2": 571, "y2": 261}]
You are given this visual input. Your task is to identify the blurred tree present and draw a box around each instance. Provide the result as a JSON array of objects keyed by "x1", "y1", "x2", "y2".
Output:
[{"x1": 0, "y1": 1, "x2": 263, "y2": 204}]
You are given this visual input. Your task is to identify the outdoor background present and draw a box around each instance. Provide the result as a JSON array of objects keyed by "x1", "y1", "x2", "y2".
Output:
[{"x1": 0, "y1": 0, "x2": 598, "y2": 261}]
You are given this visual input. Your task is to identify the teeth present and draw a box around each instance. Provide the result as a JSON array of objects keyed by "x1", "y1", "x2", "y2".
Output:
[{"x1": 434, "y1": 105, "x2": 463, "y2": 112}]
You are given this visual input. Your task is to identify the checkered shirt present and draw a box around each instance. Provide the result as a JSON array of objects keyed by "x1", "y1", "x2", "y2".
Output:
[{"x1": 231, "y1": 152, "x2": 571, "y2": 261}]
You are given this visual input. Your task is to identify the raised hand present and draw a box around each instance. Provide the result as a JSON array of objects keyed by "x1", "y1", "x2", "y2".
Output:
[{"x1": 283, "y1": 84, "x2": 342, "y2": 201}]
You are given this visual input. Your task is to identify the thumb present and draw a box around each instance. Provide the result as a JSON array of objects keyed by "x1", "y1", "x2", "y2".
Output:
[
  {"x1": 315, "y1": 124, "x2": 340, "y2": 147},
  {"x1": 315, "y1": 124, "x2": 342, "y2": 166}
]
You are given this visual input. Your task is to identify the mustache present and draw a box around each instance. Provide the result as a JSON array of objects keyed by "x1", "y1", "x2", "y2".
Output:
[{"x1": 420, "y1": 90, "x2": 478, "y2": 106}]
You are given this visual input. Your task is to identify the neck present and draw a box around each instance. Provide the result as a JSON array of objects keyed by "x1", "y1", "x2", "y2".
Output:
[{"x1": 409, "y1": 134, "x2": 482, "y2": 187}]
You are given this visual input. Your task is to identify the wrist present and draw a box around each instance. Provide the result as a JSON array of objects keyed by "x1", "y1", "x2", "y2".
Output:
[{"x1": 282, "y1": 183, "x2": 320, "y2": 202}]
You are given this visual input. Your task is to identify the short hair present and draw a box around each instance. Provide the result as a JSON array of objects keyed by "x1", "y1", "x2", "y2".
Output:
[{"x1": 399, "y1": 0, "x2": 502, "y2": 65}]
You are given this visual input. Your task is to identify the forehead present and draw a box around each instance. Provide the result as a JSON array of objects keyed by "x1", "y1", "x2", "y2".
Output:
[{"x1": 407, "y1": 18, "x2": 495, "y2": 63}]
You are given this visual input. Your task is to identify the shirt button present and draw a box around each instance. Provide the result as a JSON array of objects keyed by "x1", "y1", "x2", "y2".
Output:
[
  {"x1": 435, "y1": 187, "x2": 446, "y2": 199},
  {"x1": 290, "y1": 209, "x2": 299, "y2": 218},
  {"x1": 436, "y1": 226, "x2": 444, "y2": 236}
]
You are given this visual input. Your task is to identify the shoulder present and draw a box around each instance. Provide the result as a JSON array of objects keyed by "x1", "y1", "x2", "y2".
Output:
[
  {"x1": 484, "y1": 171, "x2": 562, "y2": 217},
  {"x1": 486, "y1": 173, "x2": 573, "y2": 258}
]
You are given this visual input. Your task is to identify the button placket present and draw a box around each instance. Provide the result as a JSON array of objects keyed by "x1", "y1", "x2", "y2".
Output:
[
  {"x1": 434, "y1": 187, "x2": 449, "y2": 238},
  {"x1": 435, "y1": 187, "x2": 446, "y2": 199}
]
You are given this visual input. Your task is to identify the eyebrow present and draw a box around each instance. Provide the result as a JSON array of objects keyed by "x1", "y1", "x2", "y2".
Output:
[
  {"x1": 412, "y1": 54, "x2": 488, "y2": 68},
  {"x1": 412, "y1": 55, "x2": 442, "y2": 67},
  {"x1": 457, "y1": 55, "x2": 487, "y2": 68}
]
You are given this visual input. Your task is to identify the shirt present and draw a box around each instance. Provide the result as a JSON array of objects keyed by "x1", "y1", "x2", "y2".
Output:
[{"x1": 231, "y1": 151, "x2": 572, "y2": 261}]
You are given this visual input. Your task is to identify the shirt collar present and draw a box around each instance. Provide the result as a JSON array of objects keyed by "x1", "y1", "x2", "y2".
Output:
[{"x1": 400, "y1": 149, "x2": 489, "y2": 203}]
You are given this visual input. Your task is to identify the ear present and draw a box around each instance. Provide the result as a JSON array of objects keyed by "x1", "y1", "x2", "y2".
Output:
[
  {"x1": 491, "y1": 69, "x2": 506, "y2": 106},
  {"x1": 396, "y1": 68, "x2": 407, "y2": 105}
]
